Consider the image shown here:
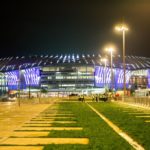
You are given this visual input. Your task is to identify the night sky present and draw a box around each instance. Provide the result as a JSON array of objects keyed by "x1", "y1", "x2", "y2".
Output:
[{"x1": 1, "y1": 0, "x2": 150, "y2": 57}]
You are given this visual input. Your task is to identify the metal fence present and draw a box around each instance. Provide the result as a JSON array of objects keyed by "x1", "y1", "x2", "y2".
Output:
[{"x1": 123, "y1": 96, "x2": 150, "y2": 107}]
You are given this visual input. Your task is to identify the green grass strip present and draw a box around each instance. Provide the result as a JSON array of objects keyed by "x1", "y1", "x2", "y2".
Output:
[
  {"x1": 91, "y1": 102, "x2": 150, "y2": 150},
  {"x1": 44, "y1": 102, "x2": 133, "y2": 150}
]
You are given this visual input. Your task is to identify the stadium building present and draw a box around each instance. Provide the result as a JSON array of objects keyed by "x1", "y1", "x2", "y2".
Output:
[{"x1": 0, "y1": 54, "x2": 150, "y2": 96}]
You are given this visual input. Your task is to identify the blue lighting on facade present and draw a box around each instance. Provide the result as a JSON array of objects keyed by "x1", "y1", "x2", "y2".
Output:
[
  {"x1": 5, "y1": 68, "x2": 40, "y2": 90},
  {"x1": 94, "y1": 66, "x2": 131, "y2": 89},
  {"x1": 94, "y1": 66, "x2": 111, "y2": 88},
  {"x1": 148, "y1": 69, "x2": 150, "y2": 88},
  {"x1": 23, "y1": 68, "x2": 40, "y2": 86}
]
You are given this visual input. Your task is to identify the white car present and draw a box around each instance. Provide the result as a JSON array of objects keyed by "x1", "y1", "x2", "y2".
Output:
[{"x1": 8, "y1": 97, "x2": 17, "y2": 101}]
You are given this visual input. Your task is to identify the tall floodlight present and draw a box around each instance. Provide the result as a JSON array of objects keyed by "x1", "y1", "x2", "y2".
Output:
[
  {"x1": 115, "y1": 24, "x2": 128, "y2": 99},
  {"x1": 101, "y1": 58, "x2": 107, "y2": 91},
  {"x1": 106, "y1": 47, "x2": 114, "y2": 90},
  {"x1": 18, "y1": 66, "x2": 21, "y2": 106}
]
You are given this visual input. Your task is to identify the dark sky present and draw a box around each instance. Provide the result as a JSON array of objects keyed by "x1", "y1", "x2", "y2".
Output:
[{"x1": 0, "y1": 0, "x2": 150, "y2": 57}]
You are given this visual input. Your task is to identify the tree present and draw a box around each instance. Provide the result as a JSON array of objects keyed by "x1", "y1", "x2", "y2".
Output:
[{"x1": 40, "y1": 88, "x2": 48, "y2": 94}]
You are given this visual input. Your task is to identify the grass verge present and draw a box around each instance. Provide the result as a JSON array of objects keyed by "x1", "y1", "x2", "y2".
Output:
[
  {"x1": 90, "y1": 102, "x2": 150, "y2": 150},
  {"x1": 44, "y1": 102, "x2": 133, "y2": 150}
]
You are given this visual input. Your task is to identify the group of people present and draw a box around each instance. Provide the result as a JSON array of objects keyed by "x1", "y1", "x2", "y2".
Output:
[
  {"x1": 78, "y1": 95, "x2": 85, "y2": 102},
  {"x1": 77, "y1": 92, "x2": 118, "y2": 102},
  {"x1": 92, "y1": 93, "x2": 108, "y2": 102}
]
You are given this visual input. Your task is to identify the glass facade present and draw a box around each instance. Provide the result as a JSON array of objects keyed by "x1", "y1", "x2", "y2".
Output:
[
  {"x1": 94, "y1": 66, "x2": 131, "y2": 90},
  {"x1": 0, "y1": 65, "x2": 150, "y2": 94},
  {"x1": 40, "y1": 66, "x2": 94, "y2": 90},
  {"x1": 5, "y1": 68, "x2": 40, "y2": 91},
  {"x1": 0, "y1": 73, "x2": 7, "y2": 95}
]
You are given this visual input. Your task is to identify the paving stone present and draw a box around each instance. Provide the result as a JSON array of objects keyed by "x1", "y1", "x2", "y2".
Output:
[
  {"x1": 0, "y1": 146, "x2": 43, "y2": 150},
  {"x1": 26, "y1": 119, "x2": 55, "y2": 123},
  {"x1": 10, "y1": 132, "x2": 50, "y2": 137},
  {"x1": 136, "y1": 116, "x2": 150, "y2": 118},
  {"x1": 34, "y1": 116, "x2": 76, "y2": 119},
  {"x1": 42, "y1": 111, "x2": 72, "y2": 113},
  {"x1": 16, "y1": 127, "x2": 83, "y2": 131},
  {"x1": 22, "y1": 124, "x2": 52, "y2": 127},
  {"x1": 123, "y1": 111, "x2": 142, "y2": 113},
  {"x1": 38, "y1": 114, "x2": 74, "y2": 116},
  {"x1": 26, "y1": 121, "x2": 77, "y2": 124},
  {"x1": 31, "y1": 119, "x2": 55, "y2": 121},
  {"x1": 1, "y1": 138, "x2": 89, "y2": 145},
  {"x1": 0, "y1": 103, "x2": 51, "y2": 137},
  {"x1": 129, "y1": 113, "x2": 150, "y2": 115}
]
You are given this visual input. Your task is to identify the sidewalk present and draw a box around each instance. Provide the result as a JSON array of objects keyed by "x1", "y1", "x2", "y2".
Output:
[
  {"x1": 114, "y1": 100, "x2": 150, "y2": 111},
  {"x1": 0, "y1": 102, "x2": 51, "y2": 140}
]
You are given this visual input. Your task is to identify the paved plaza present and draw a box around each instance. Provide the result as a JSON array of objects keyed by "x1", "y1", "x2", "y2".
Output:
[
  {"x1": 0, "y1": 99, "x2": 150, "y2": 149},
  {"x1": 0, "y1": 100, "x2": 89, "y2": 150}
]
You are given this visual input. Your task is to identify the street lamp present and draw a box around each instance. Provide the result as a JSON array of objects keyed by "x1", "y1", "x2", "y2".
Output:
[
  {"x1": 18, "y1": 66, "x2": 21, "y2": 107},
  {"x1": 115, "y1": 24, "x2": 128, "y2": 98},
  {"x1": 106, "y1": 47, "x2": 114, "y2": 91},
  {"x1": 101, "y1": 58, "x2": 107, "y2": 91}
]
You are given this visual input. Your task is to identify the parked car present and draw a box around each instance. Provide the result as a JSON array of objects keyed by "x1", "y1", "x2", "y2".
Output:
[
  {"x1": 0, "y1": 96, "x2": 9, "y2": 102},
  {"x1": 0, "y1": 95, "x2": 16, "y2": 102},
  {"x1": 8, "y1": 96, "x2": 17, "y2": 101},
  {"x1": 99, "y1": 93, "x2": 108, "y2": 102}
]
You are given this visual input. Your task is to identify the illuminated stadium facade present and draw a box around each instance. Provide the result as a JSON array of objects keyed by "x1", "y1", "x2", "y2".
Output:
[{"x1": 0, "y1": 54, "x2": 150, "y2": 95}]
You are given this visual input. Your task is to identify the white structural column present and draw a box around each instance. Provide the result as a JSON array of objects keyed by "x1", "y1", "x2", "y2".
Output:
[
  {"x1": 115, "y1": 24, "x2": 128, "y2": 98},
  {"x1": 101, "y1": 58, "x2": 107, "y2": 90},
  {"x1": 123, "y1": 29, "x2": 126, "y2": 96},
  {"x1": 106, "y1": 47, "x2": 114, "y2": 90}
]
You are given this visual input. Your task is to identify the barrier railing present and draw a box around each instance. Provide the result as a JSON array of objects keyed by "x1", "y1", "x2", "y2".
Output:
[{"x1": 123, "y1": 96, "x2": 150, "y2": 107}]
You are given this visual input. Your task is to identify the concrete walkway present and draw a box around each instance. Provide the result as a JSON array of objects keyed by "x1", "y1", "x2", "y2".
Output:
[
  {"x1": 0, "y1": 102, "x2": 51, "y2": 139},
  {"x1": 0, "y1": 101, "x2": 89, "y2": 150}
]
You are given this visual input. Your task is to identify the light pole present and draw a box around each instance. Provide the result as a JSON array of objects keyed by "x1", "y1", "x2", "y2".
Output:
[
  {"x1": 101, "y1": 58, "x2": 107, "y2": 91},
  {"x1": 18, "y1": 66, "x2": 21, "y2": 107},
  {"x1": 106, "y1": 47, "x2": 114, "y2": 91},
  {"x1": 29, "y1": 81, "x2": 31, "y2": 99},
  {"x1": 115, "y1": 24, "x2": 128, "y2": 98},
  {"x1": 29, "y1": 72, "x2": 31, "y2": 99}
]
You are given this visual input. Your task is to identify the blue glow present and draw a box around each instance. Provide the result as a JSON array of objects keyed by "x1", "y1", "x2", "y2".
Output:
[
  {"x1": 5, "y1": 68, "x2": 40, "y2": 90},
  {"x1": 94, "y1": 66, "x2": 111, "y2": 87},
  {"x1": 95, "y1": 66, "x2": 131, "y2": 89},
  {"x1": 5, "y1": 71, "x2": 19, "y2": 90},
  {"x1": 148, "y1": 69, "x2": 150, "y2": 88},
  {"x1": 23, "y1": 68, "x2": 40, "y2": 86}
]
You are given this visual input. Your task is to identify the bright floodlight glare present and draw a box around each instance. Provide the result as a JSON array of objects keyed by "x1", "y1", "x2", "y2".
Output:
[
  {"x1": 115, "y1": 25, "x2": 128, "y2": 31},
  {"x1": 106, "y1": 47, "x2": 114, "y2": 52},
  {"x1": 101, "y1": 58, "x2": 107, "y2": 63}
]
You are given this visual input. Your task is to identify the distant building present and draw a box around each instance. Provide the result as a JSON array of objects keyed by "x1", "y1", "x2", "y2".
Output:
[{"x1": 0, "y1": 54, "x2": 150, "y2": 95}]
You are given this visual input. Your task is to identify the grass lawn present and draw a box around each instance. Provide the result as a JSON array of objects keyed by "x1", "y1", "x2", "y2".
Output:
[
  {"x1": 43, "y1": 102, "x2": 133, "y2": 150},
  {"x1": 90, "y1": 102, "x2": 150, "y2": 150}
]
